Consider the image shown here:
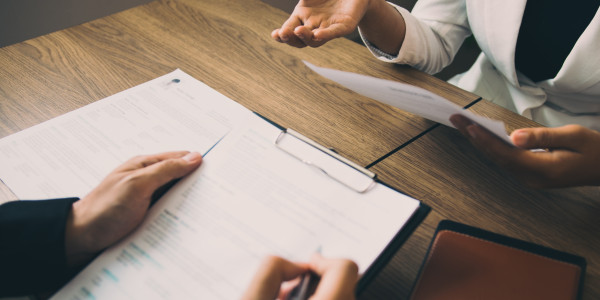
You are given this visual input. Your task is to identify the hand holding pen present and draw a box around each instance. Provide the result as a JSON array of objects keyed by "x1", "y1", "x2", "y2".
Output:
[{"x1": 241, "y1": 254, "x2": 358, "y2": 300}]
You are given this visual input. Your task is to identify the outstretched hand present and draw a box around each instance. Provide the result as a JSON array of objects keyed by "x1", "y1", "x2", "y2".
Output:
[
  {"x1": 272, "y1": 0, "x2": 370, "y2": 48},
  {"x1": 450, "y1": 114, "x2": 600, "y2": 188},
  {"x1": 64, "y1": 151, "x2": 203, "y2": 266},
  {"x1": 242, "y1": 254, "x2": 358, "y2": 300}
]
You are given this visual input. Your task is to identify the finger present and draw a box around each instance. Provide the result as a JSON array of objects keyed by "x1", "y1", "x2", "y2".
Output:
[
  {"x1": 450, "y1": 116, "x2": 596, "y2": 188},
  {"x1": 294, "y1": 25, "x2": 314, "y2": 41},
  {"x1": 463, "y1": 121, "x2": 572, "y2": 183},
  {"x1": 241, "y1": 256, "x2": 308, "y2": 300},
  {"x1": 313, "y1": 23, "x2": 354, "y2": 42},
  {"x1": 309, "y1": 254, "x2": 358, "y2": 299},
  {"x1": 511, "y1": 125, "x2": 587, "y2": 150},
  {"x1": 285, "y1": 34, "x2": 309, "y2": 48},
  {"x1": 449, "y1": 114, "x2": 475, "y2": 135},
  {"x1": 116, "y1": 151, "x2": 191, "y2": 172},
  {"x1": 272, "y1": 27, "x2": 307, "y2": 47},
  {"x1": 271, "y1": 29, "x2": 283, "y2": 42},
  {"x1": 128, "y1": 152, "x2": 203, "y2": 194},
  {"x1": 450, "y1": 114, "x2": 517, "y2": 160},
  {"x1": 280, "y1": 16, "x2": 303, "y2": 42},
  {"x1": 450, "y1": 115, "x2": 540, "y2": 170},
  {"x1": 294, "y1": 26, "x2": 328, "y2": 48},
  {"x1": 278, "y1": 277, "x2": 302, "y2": 300}
]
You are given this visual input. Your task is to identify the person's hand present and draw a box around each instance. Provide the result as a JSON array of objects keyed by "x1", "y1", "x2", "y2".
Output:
[
  {"x1": 272, "y1": 0, "x2": 371, "y2": 48},
  {"x1": 64, "y1": 151, "x2": 203, "y2": 266},
  {"x1": 241, "y1": 254, "x2": 358, "y2": 300},
  {"x1": 450, "y1": 114, "x2": 600, "y2": 188}
]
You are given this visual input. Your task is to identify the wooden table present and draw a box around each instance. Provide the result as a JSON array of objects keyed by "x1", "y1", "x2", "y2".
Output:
[
  {"x1": 1, "y1": 0, "x2": 596, "y2": 299},
  {"x1": 0, "y1": 0, "x2": 479, "y2": 171},
  {"x1": 369, "y1": 101, "x2": 600, "y2": 299}
]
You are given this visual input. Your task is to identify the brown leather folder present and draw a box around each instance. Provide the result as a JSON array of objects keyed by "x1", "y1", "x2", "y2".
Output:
[{"x1": 409, "y1": 220, "x2": 586, "y2": 300}]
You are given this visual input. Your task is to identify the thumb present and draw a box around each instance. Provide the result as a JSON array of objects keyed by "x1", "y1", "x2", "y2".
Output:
[
  {"x1": 510, "y1": 125, "x2": 582, "y2": 150},
  {"x1": 134, "y1": 152, "x2": 203, "y2": 191}
]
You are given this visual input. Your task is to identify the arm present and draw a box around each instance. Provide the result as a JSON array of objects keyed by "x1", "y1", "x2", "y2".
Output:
[
  {"x1": 450, "y1": 115, "x2": 600, "y2": 188},
  {"x1": 0, "y1": 151, "x2": 202, "y2": 296},
  {"x1": 273, "y1": 0, "x2": 471, "y2": 74},
  {"x1": 0, "y1": 198, "x2": 78, "y2": 296},
  {"x1": 242, "y1": 254, "x2": 358, "y2": 300}
]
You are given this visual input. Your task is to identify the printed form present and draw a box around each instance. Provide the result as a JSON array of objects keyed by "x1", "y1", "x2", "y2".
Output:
[
  {"x1": 0, "y1": 69, "x2": 421, "y2": 299},
  {"x1": 52, "y1": 115, "x2": 419, "y2": 299},
  {"x1": 0, "y1": 70, "x2": 249, "y2": 199}
]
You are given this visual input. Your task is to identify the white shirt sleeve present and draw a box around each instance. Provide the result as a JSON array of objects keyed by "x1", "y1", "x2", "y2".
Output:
[{"x1": 360, "y1": 0, "x2": 472, "y2": 74}]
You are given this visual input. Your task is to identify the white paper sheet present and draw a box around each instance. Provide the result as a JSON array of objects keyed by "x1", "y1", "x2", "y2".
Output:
[
  {"x1": 51, "y1": 100, "x2": 420, "y2": 300},
  {"x1": 304, "y1": 61, "x2": 512, "y2": 144},
  {"x1": 0, "y1": 70, "x2": 250, "y2": 199},
  {"x1": 0, "y1": 69, "x2": 421, "y2": 299}
]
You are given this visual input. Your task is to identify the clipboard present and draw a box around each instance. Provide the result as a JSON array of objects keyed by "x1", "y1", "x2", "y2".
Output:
[
  {"x1": 256, "y1": 112, "x2": 431, "y2": 295},
  {"x1": 45, "y1": 70, "x2": 430, "y2": 299}
]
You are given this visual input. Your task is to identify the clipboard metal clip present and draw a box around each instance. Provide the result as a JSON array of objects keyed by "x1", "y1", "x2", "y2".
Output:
[{"x1": 275, "y1": 129, "x2": 376, "y2": 193}]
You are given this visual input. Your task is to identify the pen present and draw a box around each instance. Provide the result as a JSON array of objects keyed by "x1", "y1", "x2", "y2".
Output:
[
  {"x1": 287, "y1": 271, "x2": 318, "y2": 300},
  {"x1": 287, "y1": 247, "x2": 321, "y2": 300}
]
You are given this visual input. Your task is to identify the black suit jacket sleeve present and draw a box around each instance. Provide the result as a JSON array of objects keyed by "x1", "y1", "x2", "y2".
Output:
[{"x1": 0, "y1": 198, "x2": 79, "y2": 297}]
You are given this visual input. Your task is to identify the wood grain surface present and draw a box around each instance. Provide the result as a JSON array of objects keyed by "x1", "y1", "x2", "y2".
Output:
[
  {"x1": 3, "y1": 0, "x2": 590, "y2": 299},
  {"x1": 370, "y1": 124, "x2": 600, "y2": 299},
  {"x1": 0, "y1": 0, "x2": 478, "y2": 170}
]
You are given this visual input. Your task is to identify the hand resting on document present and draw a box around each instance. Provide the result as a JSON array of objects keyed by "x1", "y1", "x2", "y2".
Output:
[
  {"x1": 64, "y1": 151, "x2": 203, "y2": 267},
  {"x1": 450, "y1": 114, "x2": 600, "y2": 188}
]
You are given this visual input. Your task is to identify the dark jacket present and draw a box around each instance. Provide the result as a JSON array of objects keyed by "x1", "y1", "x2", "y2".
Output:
[{"x1": 0, "y1": 198, "x2": 78, "y2": 296}]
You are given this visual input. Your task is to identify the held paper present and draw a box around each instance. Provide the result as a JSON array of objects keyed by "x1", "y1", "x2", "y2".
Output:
[{"x1": 304, "y1": 61, "x2": 512, "y2": 144}]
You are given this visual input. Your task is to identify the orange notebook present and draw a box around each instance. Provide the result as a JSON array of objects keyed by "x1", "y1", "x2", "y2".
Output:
[{"x1": 410, "y1": 221, "x2": 586, "y2": 300}]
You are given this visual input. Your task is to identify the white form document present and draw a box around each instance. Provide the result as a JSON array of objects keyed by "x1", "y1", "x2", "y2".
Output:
[
  {"x1": 0, "y1": 69, "x2": 249, "y2": 199},
  {"x1": 0, "y1": 69, "x2": 422, "y2": 299},
  {"x1": 305, "y1": 61, "x2": 512, "y2": 144},
  {"x1": 52, "y1": 108, "x2": 421, "y2": 299}
]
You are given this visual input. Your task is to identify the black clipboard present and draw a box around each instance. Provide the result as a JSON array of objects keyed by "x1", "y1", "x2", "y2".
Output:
[{"x1": 254, "y1": 112, "x2": 431, "y2": 295}]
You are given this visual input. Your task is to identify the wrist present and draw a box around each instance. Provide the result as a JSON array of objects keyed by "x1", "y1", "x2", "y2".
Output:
[
  {"x1": 359, "y1": 0, "x2": 406, "y2": 55},
  {"x1": 64, "y1": 201, "x2": 98, "y2": 267},
  {"x1": 360, "y1": 0, "x2": 384, "y2": 27}
]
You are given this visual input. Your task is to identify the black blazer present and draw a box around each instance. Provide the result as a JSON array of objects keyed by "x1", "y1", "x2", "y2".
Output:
[{"x1": 0, "y1": 198, "x2": 78, "y2": 297}]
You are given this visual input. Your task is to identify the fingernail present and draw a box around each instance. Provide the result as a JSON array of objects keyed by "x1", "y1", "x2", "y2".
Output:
[
  {"x1": 182, "y1": 152, "x2": 202, "y2": 163},
  {"x1": 449, "y1": 115, "x2": 459, "y2": 127},
  {"x1": 512, "y1": 131, "x2": 529, "y2": 146},
  {"x1": 449, "y1": 114, "x2": 465, "y2": 127},
  {"x1": 281, "y1": 35, "x2": 288, "y2": 42},
  {"x1": 467, "y1": 125, "x2": 477, "y2": 139}
]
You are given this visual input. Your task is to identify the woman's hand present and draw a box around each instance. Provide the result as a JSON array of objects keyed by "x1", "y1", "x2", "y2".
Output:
[
  {"x1": 272, "y1": 0, "x2": 370, "y2": 48},
  {"x1": 272, "y1": 0, "x2": 405, "y2": 54},
  {"x1": 450, "y1": 114, "x2": 600, "y2": 188}
]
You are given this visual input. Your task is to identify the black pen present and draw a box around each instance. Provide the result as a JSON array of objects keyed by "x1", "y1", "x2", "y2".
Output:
[
  {"x1": 287, "y1": 271, "x2": 319, "y2": 300},
  {"x1": 287, "y1": 247, "x2": 322, "y2": 300}
]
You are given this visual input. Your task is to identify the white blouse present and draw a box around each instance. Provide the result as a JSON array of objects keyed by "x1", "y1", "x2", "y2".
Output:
[{"x1": 361, "y1": 0, "x2": 600, "y2": 130}]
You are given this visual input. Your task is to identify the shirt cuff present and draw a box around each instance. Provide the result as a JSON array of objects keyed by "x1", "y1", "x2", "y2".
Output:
[
  {"x1": 0, "y1": 198, "x2": 79, "y2": 296},
  {"x1": 359, "y1": 2, "x2": 434, "y2": 69}
]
